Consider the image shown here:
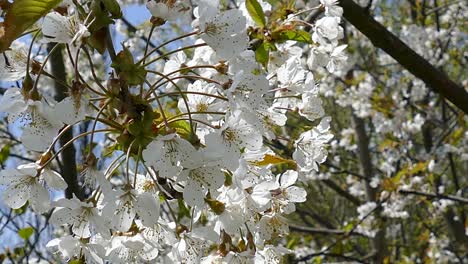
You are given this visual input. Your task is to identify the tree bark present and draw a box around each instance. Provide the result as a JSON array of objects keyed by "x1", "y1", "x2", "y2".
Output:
[
  {"x1": 353, "y1": 115, "x2": 387, "y2": 264},
  {"x1": 47, "y1": 44, "x2": 83, "y2": 200}
]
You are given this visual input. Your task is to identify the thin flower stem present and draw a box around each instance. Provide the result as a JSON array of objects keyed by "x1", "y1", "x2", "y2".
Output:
[
  {"x1": 88, "y1": 100, "x2": 111, "y2": 152},
  {"x1": 133, "y1": 145, "x2": 142, "y2": 188},
  {"x1": 45, "y1": 122, "x2": 80, "y2": 154},
  {"x1": 167, "y1": 75, "x2": 222, "y2": 85},
  {"x1": 25, "y1": 31, "x2": 41, "y2": 78},
  {"x1": 125, "y1": 139, "x2": 137, "y2": 184},
  {"x1": 137, "y1": 30, "x2": 199, "y2": 65},
  {"x1": 142, "y1": 24, "x2": 157, "y2": 65},
  {"x1": 86, "y1": 104, "x2": 123, "y2": 130},
  {"x1": 92, "y1": 154, "x2": 125, "y2": 203},
  {"x1": 149, "y1": 90, "x2": 227, "y2": 102},
  {"x1": 39, "y1": 129, "x2": 115, "y2": 170},
  {"x1": 104, "y1": 153, "x2": 126, "y2": 179},
  {"x1": 290, "y1": 5, "x2": 321, "y2": 18},
  {"x1": 142, "y1": 163, "x2": 179, "y2": 225},
  {"x1": 161, "y1": 118, "x2": 219, "y2": 130},
  {"x1": 142, "y1": 43, "x2": 207, "y2": 67},
  {"x1": 140, "y1": 24, "x2": 157, "y2": 97},
  {"x1": 144, "y1": 64, "x2": 221, "y2": 98},
  {"x1": 40, "y1": 70, "x2": 74, "y2": 90},
  {"x1": 147, "y1": 65, "x2": 218, "y2": 79},
  {"x1": 144, "y1": 79, "x2": 170, "y2": 129},
  {"x1": 82, "y1": 47, "x2": 109, "y2": 94},
  {"x1": 32, "y1": 43, "x2": 61, "y2": 92},
  {"x1": 65, "y1": 45, "x2": 107, "y2": 96},
  {"x1": 74, "y1": 44, "x2": 83, "y2": 82},
  {"x1": 165, "y1": 111, "x2": 226, "y2": 123},
  {"x1": 146, "y1": 75, "x2": 222, "y2": 100},
  {"x1": 147, "y1": 72, "x2": 195, "y2": 134}
]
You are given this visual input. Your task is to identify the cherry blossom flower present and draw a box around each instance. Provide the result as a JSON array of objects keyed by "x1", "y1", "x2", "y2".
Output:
[
  {"x1": 50, "y1": 196, "x2": 110, "y2": 238},
  {"x1": 178, "y1": 153, "x2": 224, "y2": 207},
  {"x1": 142, "y1": 133, "x2": 196, "y2": 178},
  {"x1": 42, "y1": 12, "x2": 90, "y2": 47},
  {"x1": 320, "y1": 0, "x2": 344, "y2": 17},
  {"x1": 46, "y1": 235, "x2": 105, "y2": 264},
  {"x1": 0, "y1": 163, "x2": 67, "y2": 213},
  {"x1": 196, "y1": 0, "x2": 249, "y2": 60},
  {"x1": 294, "y1": 117, "x2": 334, "y2": 173},
  {"x1": 146, "y1": 0, "x2": 192, "y2": 22},
  {"x1": 0, "y1": 42, "x2": 28, "y2": 81},
  {"x1": 205, "y1": 111, "x2": 263, "y2": 170}
]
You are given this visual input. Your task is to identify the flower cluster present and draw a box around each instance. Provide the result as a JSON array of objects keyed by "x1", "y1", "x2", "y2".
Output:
[{"x1": 0, "y1": 0, "x2": 345, "y2": 262}]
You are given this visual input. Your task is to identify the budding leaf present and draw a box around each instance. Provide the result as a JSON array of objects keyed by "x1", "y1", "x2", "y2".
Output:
[
  {"x1": 18, "y1": 227, "x2": 34, "y2": 240},
  {"x1": 253, "y1": 154, "x2": 297, "y2": 169},
  {"x1": 246, "y1": 0, "x2": 266, "y2": 27},
  {"x1": 0, "y1": 0, "x2": 62, "y2": 52}
]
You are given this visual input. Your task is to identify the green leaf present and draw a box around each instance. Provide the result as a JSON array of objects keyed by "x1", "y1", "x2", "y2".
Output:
[
  {"x1": 88, "y1": 28, "x2": 108, "y2": 54},
  {"x1": 286, "y1": 236, "x2": 298, "y2": 249},
  {"x1": 254, "y1": 41, "x2": 276, "y2": 68},
  {"x1": 277, "y1": 29, "x2": 312, "y2": 44},
  {"x1": 169, "y1": 120, "x2": 192, "y2": 139},
  {"x1": 111, "y1": 47, "x2": 147, "y2": 86},
  {"x1": 246, "y1": 0, "x2": 266, "y2": 27},
  {"x1": 255, "y1": 42, "x2": 270, "y2": 68},
  {"x1": 88, "y1": 0, "x2": 116, "y2": 31},
  {"x1": 18, "y1": 227, "x2": 34, "y2": 240},
  {"x1": 13, "y1": 202, "x2": 29, "y2": 215},
  {"x1": 0, "y1": 144, "x2": 10, "y2": 164},
  {"x1": 177, "y1": 199, "x2": 191, "y2": 220},
  {"x1": 0, "y1": 0, "x2": 62, "y2": 52},
  {"x1": 102, "y1": 0, "x2": 122, "y2": 19}
]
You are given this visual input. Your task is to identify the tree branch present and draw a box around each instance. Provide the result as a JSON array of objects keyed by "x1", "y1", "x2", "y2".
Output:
[
  {"x1": 290, "y1": 224, "x2": 368, "y2": 237},
  {"x1": 340, "y1": 0, "x2": 468, "y2": 113},
  {"x1": 47, "y1": 44, "x2": 83, "y2": 200},
  {"x1": 322, "y1": 179, "x2": 362, "y2": 206},
  {"x1": 399, "y1": 189, "x2": 468, "y2": 204}
]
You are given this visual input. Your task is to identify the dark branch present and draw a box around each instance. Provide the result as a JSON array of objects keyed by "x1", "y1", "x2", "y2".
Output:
[
  {"x1": 289, "y1": 224, "x2": 368, "y2": 237},
  {"x1": 340, "y1": 0, "x2": 468, "y2": 113},
  {"x1": 399, "y1": 189, "x2": 468, "y2": 204},
  {"x1": 47, "y1": 44, "x2": 83, "y2": 200}
]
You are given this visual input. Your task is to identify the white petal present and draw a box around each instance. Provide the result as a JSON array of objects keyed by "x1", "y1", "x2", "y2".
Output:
[
  {"x1": 72, "y1": 214, "x2": 91, "y2": 238},
  {"x1": 42, "y1": 12, "x2": 72, "y2": 43},
  {"x1": 89, "y1": 212, "x2": 110, "y2": 238},
  {"x1": 57, "y1": 236, "x2": 80, "y2": 259},
  {"x1": 29, "y1": 183, "x2": 50, "y2": 213},
  {"x1": 112, "y1": 199, "x2": 136, "y2": 232},
  {"x1": 286, "y1": 186, "x2": 307, "y2": 203},
  {"x1": 0, "y1": 88, "x2": 27, "y2": 114},
  {"x1": 184, "y1": 179, "x2": 205, "y2": 207},
  {"x1": 50, "y1": 207, "x2": 75, "y2": 225},
  {"x1": 22, "y1": 121, "x2": 57, "y2": 152},
  {"x1": 54, "y1": 97, "x2": 89, "y2": 124},
  {"x1": 0, "y1": 169, "x2": 25, "y2": 185},
  {"x1": 3, "y1": 183, "x2": 30, "y2": 209},
  {"x1": 279, "y1": 170, "x2": 298, "y2": 188},
  {"x1": 43, "y1": 169, "x2": 68, "y2": 190}
]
